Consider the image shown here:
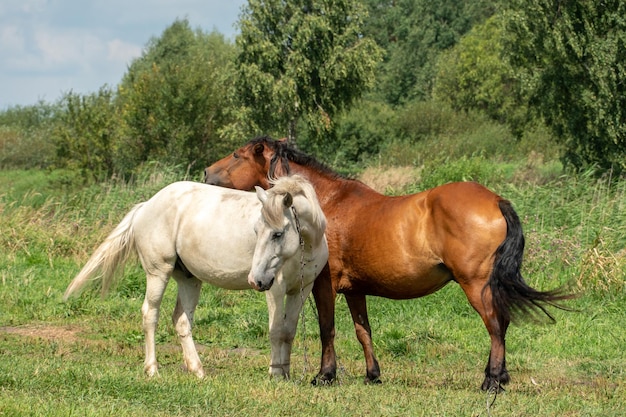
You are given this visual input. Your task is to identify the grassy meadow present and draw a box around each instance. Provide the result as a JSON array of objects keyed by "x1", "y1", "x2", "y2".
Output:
[{"x1": 1, "y1": 140, "x2": 625, "y2": 416}]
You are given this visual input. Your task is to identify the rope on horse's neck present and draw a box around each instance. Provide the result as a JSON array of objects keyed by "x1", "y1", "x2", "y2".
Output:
[{"x1": 291, "y1": 205, "x2": 308, "y2": 382}]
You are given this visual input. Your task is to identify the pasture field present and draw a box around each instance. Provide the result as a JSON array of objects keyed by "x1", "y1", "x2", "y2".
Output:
[{"x1": 1, "y1": 166, "x2": 625, "y2": 416}]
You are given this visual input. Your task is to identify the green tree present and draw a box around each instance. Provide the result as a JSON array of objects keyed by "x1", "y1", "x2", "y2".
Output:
[
  {"x1": 433, "y1": 14, "x2": 528, "y2": 137},
  {"x1": 504, "y1": 0, "x2": 626, "y2": 173},
  {"x1": 117, "y1": 19, "x2": 237, "y2": 174},
  {"x1": 362, "y1": 0, "x2": 496, "y2": 105},
  {"x1": 235, "y1": 0, "x2": 383, "y2": 141},
  {"x1": 53, "y1": 87, "x2": 117, "y2": 180}
]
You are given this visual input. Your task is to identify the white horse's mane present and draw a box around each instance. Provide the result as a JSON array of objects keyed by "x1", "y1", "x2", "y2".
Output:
[{"x1": 263, "y1": 175, "x2": 325, "y2": 233}]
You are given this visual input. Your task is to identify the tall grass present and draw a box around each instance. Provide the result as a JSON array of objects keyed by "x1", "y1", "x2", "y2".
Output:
[{"x1": 1, "y1": 159, "x2": 625, "y2": 416}]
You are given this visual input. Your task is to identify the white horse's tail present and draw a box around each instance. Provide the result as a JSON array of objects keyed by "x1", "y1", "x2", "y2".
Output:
[{"x1": 63, "y1": 203, "x2": 144, "y2": 300}]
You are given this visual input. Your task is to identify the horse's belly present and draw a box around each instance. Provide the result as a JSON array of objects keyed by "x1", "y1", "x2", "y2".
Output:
[
  {"x1": 179, "y1": 256, "x2": 253, "y2": 290},
  {"x1": 337, "y1": 263, "x2": 453, "y2": 300},
  {"x1": 198, "y1": 271, "x2": 251, "y2": 290}
]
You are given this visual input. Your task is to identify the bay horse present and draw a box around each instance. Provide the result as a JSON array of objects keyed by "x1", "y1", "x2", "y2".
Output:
[
  {"x1": 204, "y1": 136, "x2": 572, "y2": 391},
  {"x1": 64, "y1": 175, "x2": 328, "y2": 379}
]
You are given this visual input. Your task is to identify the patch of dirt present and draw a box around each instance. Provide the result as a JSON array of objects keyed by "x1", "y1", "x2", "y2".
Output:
[
  {"x1": 359, "y1": 166, "x2": 421, "y2": 194},
  {"x1": 0, "y1": 325, "x2": 266, "y2": 362},
  {"x1": 0, "y1": 324, "x2": 82, "y2": 342}
]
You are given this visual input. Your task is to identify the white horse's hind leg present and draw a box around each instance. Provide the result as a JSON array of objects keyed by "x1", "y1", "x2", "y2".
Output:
[
  {"x1": 172, "y1": 274, "x2": 205, "y2": 378},
  {"x1": 142, "y1": 272, "x2": 169, "y2": 377}
]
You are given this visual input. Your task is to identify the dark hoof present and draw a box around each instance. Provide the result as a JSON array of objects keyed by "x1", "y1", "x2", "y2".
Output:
[
  {"x1": 365, "y1": 376, "x2": 382, "y2": 385},
  {"x1": 481, "y1": 372, "x2": 509, "y2": 392},
  {"x1": 311, "y1": 373, "x2": 336, "y2": 386}
]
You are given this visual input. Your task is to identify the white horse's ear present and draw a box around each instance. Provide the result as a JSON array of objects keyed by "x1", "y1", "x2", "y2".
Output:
[
  {"x1": 283, "y1": 192, "x2": 293, "y2": 208},
  {"x1": 255, "y1": 186, "x2": 268, "y2": 204}
]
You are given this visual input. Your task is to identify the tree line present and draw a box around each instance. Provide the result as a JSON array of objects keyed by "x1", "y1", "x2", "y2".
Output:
[{"x1": 1, "y1": 0, "x2": 624, "y2": 180}]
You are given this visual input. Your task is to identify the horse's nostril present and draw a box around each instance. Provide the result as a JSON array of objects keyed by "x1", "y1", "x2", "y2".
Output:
[{"x1": 256, "y1": 277, "x2": 275, "y2": 291}]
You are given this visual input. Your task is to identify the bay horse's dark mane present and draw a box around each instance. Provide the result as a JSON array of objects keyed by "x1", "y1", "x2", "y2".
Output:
[{"x1": 249, "y1": 136, "x2": 346, "y2": 181}]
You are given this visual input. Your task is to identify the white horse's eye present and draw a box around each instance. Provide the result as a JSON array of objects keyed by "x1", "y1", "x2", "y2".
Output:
[{"x1": 272, "y1": 231, "x2": 283, "y2": 240}]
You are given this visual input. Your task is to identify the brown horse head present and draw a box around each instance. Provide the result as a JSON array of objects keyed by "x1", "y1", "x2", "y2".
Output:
[
  {"x1": 204, "y1": 136, "x2": 286, "y2": 190},
  {"x1": 204, "y1": 136, "x2": 338, "y2": 190}
]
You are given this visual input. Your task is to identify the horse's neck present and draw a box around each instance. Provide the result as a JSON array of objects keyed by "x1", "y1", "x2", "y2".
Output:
[{"x1": 289, "y1": 163, "x2": 382, "y2": 207}]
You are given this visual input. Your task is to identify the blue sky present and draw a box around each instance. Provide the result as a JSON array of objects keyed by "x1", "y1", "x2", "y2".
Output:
[{"x1": 0, "y1": 0, "x2": 246, "y2": 110}]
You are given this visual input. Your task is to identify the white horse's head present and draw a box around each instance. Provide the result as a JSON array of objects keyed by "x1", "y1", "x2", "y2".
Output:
[{"x1": 247, "y1": 175, "x2": 326, "y2": 292}]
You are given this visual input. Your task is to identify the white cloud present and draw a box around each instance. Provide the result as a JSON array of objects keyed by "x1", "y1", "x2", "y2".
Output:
[
  {"x1": 0, "y1": 25, "x2": 25, "y2": 52},
  {"x1": 107, "y1": 39, "x2": 142, "y2": 64},
  {"x1": 20, "y1": 0, "x2": 48, "y2": 14},
  {"x1": 0, "y1": 0, "x2": 246, "y2": 109},
  {"x1": 34, "y1": 28, "x2": 104, "y2": 70}
]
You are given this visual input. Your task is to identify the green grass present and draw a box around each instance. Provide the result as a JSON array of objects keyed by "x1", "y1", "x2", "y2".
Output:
[{"x1": 1, "y1": 162, "x2": 625, "y2": 416}]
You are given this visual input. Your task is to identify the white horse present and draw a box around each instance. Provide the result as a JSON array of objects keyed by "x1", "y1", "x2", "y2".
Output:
[{"x1": 64, "y1": 175, "x2": 328, "y2": 379}]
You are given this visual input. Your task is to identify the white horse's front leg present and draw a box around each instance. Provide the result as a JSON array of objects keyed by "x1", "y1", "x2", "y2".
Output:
[
  {"x1": 172, "y1": 275, "x2": 205, "y2": 378},
  {"x1": 265, "y1": 282, "x2": 313, "y2": 379},
  {"x1": 281, "y1": 283, "x2": 314, "y2": 378},
  {"x1": 265, "y1": 286, "x2": 288, "y2": 379},
  {"x1": 142, "y1": 273, "x2": 169, "y2": 377}
]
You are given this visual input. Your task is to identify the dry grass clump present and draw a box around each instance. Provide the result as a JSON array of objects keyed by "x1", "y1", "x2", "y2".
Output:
[
  {"x1": 577, "y1": 241, "x2": 626, "y2": 292},
  {"x1": 359, "y1": 166, "x2": 421, "y2": 194}
]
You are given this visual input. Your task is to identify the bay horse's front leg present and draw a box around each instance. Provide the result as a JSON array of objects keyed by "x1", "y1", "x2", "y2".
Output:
[
  {"x1": 345, "y1": 293, "x2": 381, "y2": 384},
  {"x1": 310, "y1": 265, "x2": 339, "y2": 385},
  {"x1": 141, "y1": 273, "x2": 169, "y2": 377},
  {"x1": 172, "y1": 275, "x2": 205, "y2": 378}
]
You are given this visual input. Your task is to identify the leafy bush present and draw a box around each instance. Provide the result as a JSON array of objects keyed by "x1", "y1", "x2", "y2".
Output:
[
  {"x1": 0, "y1": 102, "x2": 58, "y2": 169},
  {"x1": 0, "y1": 126, "x2": 55, "y2": 169},
  {"x1": 53, "y1": 88, "x2": 118, "y2": 181},
  {"x1": 417, "y1": 154, "x2": 506, "y2": 190},
  {"x1": 299, "y1": 100, "x2": 400, "y2": 170}
]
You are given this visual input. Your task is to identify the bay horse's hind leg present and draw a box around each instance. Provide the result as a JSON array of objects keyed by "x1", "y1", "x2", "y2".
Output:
[
  {"x1": 345, "y1": 293, "x2": 382, "y2": 384},
  {"x1": 172, "y1": 274, "x2": 205, "y2": 378},
  {"x1": 461, "y1": 282, "x2": 510, "y2": 391}
]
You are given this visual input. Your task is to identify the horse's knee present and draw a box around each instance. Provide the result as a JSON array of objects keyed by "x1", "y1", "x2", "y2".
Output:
[{"x1": 173, "y1": 313, "x2": 192, "y2": 337}]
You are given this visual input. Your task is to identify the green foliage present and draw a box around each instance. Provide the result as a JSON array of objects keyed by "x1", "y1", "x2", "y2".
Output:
[
  {"x1": 503, "y1": 0, "x2": 626, "y2": 174},
  {"x1": 417, "y1": 154, "x2": 506, "y2": 190},
  {"x1": 388, "y1": 100, "x2": 523, "y2": 161},
  {"x1": 433, "y1": 14, "x2": 529, "y2": 137},
  {"x1": 53, "y1": 87, "x2": 118, "y2": 181},
  {"x1": 235, "y1": 0, "x2": 383, "y2": 140},
  {"x1": 363, "y1": 0, "x2": 496, "y2": 105},
  {"x1": 0, "y1": 102, "x2": 58, "y2": 169},
  {"x1": 117, "y1": 19, "x2": 238, "y2": 175},
  {"x1": 299, "y1": 99, "x2": 399, "y2": 170}
]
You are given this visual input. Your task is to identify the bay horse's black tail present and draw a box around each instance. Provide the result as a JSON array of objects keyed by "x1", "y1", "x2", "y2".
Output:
[{"x1": 487, "y1": 200, "x2": 574, "y2": 324}]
